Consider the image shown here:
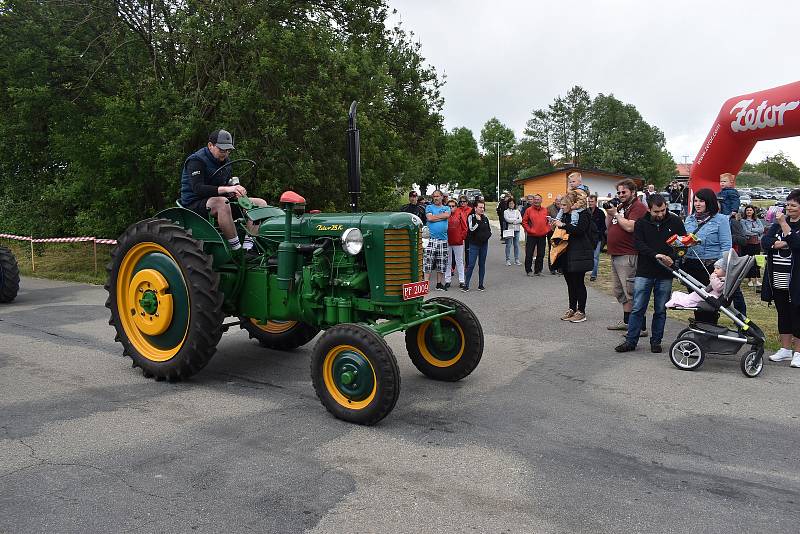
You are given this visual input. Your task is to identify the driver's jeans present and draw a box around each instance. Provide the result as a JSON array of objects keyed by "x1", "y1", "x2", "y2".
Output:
[{"x1": 625, "y1": 277, "x2": 672, "y2": 346}]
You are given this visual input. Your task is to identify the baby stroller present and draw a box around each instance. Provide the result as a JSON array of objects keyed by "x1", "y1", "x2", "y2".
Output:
[{"x1": 664, "y1": 247, "x2": 766, "y2": 377}]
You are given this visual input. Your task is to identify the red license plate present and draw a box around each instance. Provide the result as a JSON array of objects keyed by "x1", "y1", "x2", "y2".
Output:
[{"x1": 402, "y1": 280, "x2": 429, "y2": 300}]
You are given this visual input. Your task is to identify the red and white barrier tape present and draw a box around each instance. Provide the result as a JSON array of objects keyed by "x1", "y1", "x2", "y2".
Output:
[{"x1": 0, "y1": 233, "x2": 117, "y2": 245}]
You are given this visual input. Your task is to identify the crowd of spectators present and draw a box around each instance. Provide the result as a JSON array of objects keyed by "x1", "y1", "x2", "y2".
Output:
[{"x1": 401, "y1": 171, "x2": 800, "y2": 368}]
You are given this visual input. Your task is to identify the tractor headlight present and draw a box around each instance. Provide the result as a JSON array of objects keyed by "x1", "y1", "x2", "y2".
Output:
[
  {"x1": 421, "y1": 225, "x2": 430, "y2": 240},
  {"x1": 341, "y1": 228, "x2": 363, "y2": 255},
  {"x1": 410, "y1": 214, "x2": 422, "y2": 227}
]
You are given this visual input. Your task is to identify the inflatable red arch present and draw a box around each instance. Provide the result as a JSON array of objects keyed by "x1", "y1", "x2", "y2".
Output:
[{"x1": 690, "y1": 80, "x2": 800, "y2": 194}]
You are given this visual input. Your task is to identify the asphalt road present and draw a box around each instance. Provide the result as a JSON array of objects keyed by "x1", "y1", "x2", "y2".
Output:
[{"x1": 1, "y1": 241, "x2": 799, "y2": 533}]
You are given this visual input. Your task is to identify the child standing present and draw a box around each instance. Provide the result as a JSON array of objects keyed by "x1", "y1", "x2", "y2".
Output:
[{"x1": 718, "y1": 172, "x2": 741, "y2": 216}]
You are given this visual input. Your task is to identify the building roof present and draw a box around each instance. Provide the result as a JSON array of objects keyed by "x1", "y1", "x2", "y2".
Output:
[
  {"x1": 675, "y1": 163, "x2": 692, "y2": 177},
  {"x1": 513, "y1": 166, "x2": 645, "y2": 185}
]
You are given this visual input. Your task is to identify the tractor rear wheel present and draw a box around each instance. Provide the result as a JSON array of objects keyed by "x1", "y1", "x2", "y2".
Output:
[
  {"x1": 239, "y1": 318, "x2": 319, "y2": 350},
  {"x1": 0, "y1": 246, "x2": 20, "y2": 303},
  {"x1": 405, "y1": 297, "x2": 483, "y2": 381},
  {"x1": 106, "y1": 218, "x2": 224, "y2": 381},
  {"x1": 311, "y1": 324, "x2": 400, "y2": 425}
]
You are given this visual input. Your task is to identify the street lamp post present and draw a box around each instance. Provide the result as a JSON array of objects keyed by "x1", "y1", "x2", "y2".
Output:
[{"x1": 495, "y1": 141, "x2": 500, "y2": 201}]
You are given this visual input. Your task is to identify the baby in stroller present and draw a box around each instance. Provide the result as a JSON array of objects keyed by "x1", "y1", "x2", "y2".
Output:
[
  {"x1": 664, "y1": 248, "x2": 766, "y2": 377},
  {"x1": 665, "y1": 257, "x2": 725, "y2": 308}
]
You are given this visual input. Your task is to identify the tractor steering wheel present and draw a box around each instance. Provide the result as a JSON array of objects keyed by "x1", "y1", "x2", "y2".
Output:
[
  {"x1": 209, "y1": 158, "x2": 257, "y2": 209},
  {"x1": 209, "y1": 158, "x2": 257, "y2": 184}
]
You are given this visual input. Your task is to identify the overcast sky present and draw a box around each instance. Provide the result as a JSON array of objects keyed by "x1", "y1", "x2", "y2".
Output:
[{"x1": 388, "y1": 0, "x2": 800, "y2": 166}]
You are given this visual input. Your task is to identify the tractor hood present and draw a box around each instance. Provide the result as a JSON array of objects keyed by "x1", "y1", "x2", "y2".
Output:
[{"x1": 257, "y1": 210, "x2": 424, "y2": 241}]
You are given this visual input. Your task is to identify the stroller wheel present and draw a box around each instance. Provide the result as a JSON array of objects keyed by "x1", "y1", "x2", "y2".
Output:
[
  {"x1": 669, "y1": 338, "x2": 705, "y2": 371},
  {"x1": 740, "y1": 349, "x2": 764, "y2": 378}
]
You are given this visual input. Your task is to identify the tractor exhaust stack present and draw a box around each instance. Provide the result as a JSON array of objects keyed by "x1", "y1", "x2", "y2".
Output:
[{"x1": 346, "y1": 101, "x2": 361, "y2": 213}]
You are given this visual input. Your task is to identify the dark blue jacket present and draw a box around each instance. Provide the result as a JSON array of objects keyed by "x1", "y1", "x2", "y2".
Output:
[
  {"x1": 760, "y1": 221, "x2": 800, "y2": 304},
  {"x1": 180, "y1": 147, "x2": 230, "y2": 206},
  {"x1": 718, "y1": 187, "x2": 741, "y2": 216}
]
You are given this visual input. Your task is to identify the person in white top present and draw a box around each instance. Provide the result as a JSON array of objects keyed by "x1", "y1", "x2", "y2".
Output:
[{"x1": 504, "y1": 198, "x2": 522, "y2": 266}]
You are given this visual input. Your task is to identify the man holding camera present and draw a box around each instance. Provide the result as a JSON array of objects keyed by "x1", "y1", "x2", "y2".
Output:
[{"x1": 605, "y1": 179, "x2": 648, "y2": 335}]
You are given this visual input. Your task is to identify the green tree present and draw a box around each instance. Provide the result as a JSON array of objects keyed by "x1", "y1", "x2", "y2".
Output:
[
  {"x1": 522, "y1": 88, "x2": 674, "y2": 186},
  {"x1": 752, "y1": 152, "x2": 800, "y2": 184},
  {"x1": 478, "y1": 118, "x2": 516, "y2": 200},
  {"x1": 583, "y1": 93, "x2": 674, "y2": 186},
  {"x1": 437, "y1": 127, "x2": 482, "y2": 189},
  {"x1": 523, "y1": 109, "x2": 554, "y2": 163},
  {"x1": 0, "y1": 0, "x2": 444, "y2": 236},
  {"x1": 513, "y1": 139, "x2": 554, "y2": 181}
]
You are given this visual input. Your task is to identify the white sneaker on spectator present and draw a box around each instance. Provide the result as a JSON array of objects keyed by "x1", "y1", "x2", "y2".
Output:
[
  {"x1": 792, "y1": 353, "x2": 800, "y2": 368},
  {"x1": 769, "y1": 347, "x2": 793, "y2": 362},
  {"x1": 506, "y1": 260, "x2": 512, "y2": 266}
]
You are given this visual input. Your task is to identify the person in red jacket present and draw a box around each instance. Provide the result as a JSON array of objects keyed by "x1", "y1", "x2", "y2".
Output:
[
  {"x1": 521, "y1": 194, "x2": 550, "y2": 276},
  {"x1": 445, "y1": 198, "x2": 468, "y2": 289}
]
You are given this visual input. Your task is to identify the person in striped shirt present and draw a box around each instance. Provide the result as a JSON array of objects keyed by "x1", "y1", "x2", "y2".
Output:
[{"x1": 761, "y1": 189, "x2": 800, "y2": 367}]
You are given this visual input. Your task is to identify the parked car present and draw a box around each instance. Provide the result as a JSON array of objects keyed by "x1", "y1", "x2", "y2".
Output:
[{"x1": 461, "y1": 188, "x2": 483, "y2": 202}]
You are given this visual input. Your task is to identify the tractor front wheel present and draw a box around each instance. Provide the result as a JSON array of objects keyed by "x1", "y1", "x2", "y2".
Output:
[
  {"x1": 106, "y1": 218, "x2": 224, "y2": 380},
  {"x1": 0, "y1": 246, "x2": 20, "y2": 303},
  {"x1": 311, "y1": 324, "x2": 400, "y2": 425},
  {"x1": 239, "y1": 318, "x2": 319, "y2": 350},
  {"x1": 405, "y1": 297, "x2": 483, "y2": 381}
]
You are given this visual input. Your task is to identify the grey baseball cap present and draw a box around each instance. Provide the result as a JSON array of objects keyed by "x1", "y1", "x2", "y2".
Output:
[{"x1": 209, "y1": 129, "x2": 235, "y2": 150}]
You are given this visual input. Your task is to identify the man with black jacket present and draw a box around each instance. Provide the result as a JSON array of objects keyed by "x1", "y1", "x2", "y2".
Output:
[
  {"x1": 401, "y1": 191, "x2": 426, "y2": 223},
  {"x1": 588, "y1": 194, "x2": 607, "y2": 281},
  {"x1": 615, "y1": 194, "x2": 686, "y2": 353}
]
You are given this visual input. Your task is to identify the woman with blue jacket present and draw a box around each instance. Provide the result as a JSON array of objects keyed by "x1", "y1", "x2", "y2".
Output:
[{"x1": 683, "y1": 188, "x2": 732, "y2": 324}]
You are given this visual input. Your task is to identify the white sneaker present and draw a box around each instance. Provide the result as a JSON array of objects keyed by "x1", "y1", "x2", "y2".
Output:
[
  {"x1": 506, "y1": 260, "x2": 512, "y2": 266},
  {"x1": 514, "y1": 260, "x2": 521, "y2": 265},
  {"x1": 792, "y1": 353, "x2": 800, "y2": 368},
  {"x1": 769, "y1": 348, "x2": 793, "y2": 362}
]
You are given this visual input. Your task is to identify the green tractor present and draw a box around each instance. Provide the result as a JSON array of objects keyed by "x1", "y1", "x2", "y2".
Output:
[
  {"x1": 106, "y1": 103, "x2": 484, "y2": 424},
  {"x1": 0, "y1": 245, "x2": 20, "y2": 303}
]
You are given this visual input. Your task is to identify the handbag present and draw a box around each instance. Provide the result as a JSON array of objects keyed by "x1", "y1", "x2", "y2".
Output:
[{"x1": 549, "y1": 227, "x2": 570, "y2": 264}]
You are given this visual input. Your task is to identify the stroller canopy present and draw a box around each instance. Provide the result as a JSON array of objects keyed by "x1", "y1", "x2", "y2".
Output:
[{"x1": 722, "y1": 248, "x2": 754, "y2": 301}]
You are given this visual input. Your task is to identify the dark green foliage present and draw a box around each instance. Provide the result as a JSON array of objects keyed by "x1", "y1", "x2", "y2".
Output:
[
  {"x1": 523, "y1": 86, "x2": 675, "y2": 187},
  {"x1": 0, "y1": 1, "x2": 443, "y2": 236},
  {"x1": 436, "y1": 127, "x2": 482, "y2": 190},
  {"x1": 742, "y1": 152, "x2": 800, "y2": 185}
]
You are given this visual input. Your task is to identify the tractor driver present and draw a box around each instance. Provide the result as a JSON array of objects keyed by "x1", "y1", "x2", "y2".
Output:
[{"x1": 180, "y1": 129, "x2": 268, "y2": 252}]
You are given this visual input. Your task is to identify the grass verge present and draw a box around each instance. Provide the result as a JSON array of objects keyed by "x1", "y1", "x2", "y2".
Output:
[
  {"x1": 1, "y1": 239, "x2": 110, "y2": 285},
  {"x1": 589, "y1": 252, "x2": 779, "y2": 351}
]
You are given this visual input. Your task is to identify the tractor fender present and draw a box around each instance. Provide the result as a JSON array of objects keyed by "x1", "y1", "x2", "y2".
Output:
[{"x1": 154, "y1": 206, "x2": 232, "y2": 267}]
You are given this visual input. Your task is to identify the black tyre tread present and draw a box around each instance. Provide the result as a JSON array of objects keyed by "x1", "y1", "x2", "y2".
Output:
[
  {"x1": 105, "y1": 218, "x2": 224, "y2": 381},
  {"x1": 0, "y1": 246, "x2": 20, "y2": 303},
  {"x1": 311, "y1": 323, "x2": 400, "y2": 425},
  {"x1": 239, "y1": 318, "x2": 320, "y2": 350},
  {"x1": 405, "y1": 296, "x2": 484, "y2": 381},
  {"x1": 740, "y1": 349, "x2": 764, "y2": 378},
  {"x1": 668, "y1": 337, "x2": 705, "y2": 371}
]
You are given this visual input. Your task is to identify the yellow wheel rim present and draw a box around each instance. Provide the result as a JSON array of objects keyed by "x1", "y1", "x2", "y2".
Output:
[
  {"x1": 416, "y1": 317, "x2": 465, "y2": 367},
  {"x1": 250, "y1": 319, "x2": 298, "y2": 334},
  {"x1": 116, "y1": 242, "x2": 189, "y2": 362},
  {"x1": 322, "y1": 344, "x2": 377, "y2": 410},
  {"x1": 127, "y1": 269, "x2": 174, "y2": 336}
]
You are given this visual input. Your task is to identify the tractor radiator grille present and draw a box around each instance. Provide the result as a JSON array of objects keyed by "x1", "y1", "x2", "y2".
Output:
[{"x1": 384, "y1": 229, "x2": 422, "y2": 296}]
